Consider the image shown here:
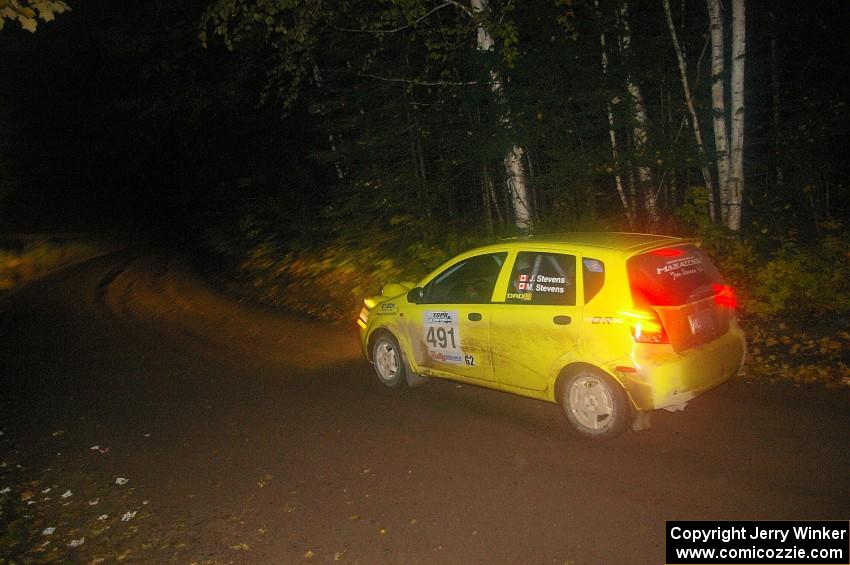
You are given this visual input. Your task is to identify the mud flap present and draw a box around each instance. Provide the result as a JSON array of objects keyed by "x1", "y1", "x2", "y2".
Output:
[
  {"x1": 631, "y1": 410, "x2": 652, "y2": 432},
  {"x1": 406, "y1": 372, "x2": 429, "y2": 387},
  {"x1": 400, "y1": 347, "x2": 429, "y2": 387}
]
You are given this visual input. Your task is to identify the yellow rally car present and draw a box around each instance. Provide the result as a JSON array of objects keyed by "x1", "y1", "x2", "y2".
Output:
[{"x1": 357, "y1": 232, "x2": 745, "y2": 438}]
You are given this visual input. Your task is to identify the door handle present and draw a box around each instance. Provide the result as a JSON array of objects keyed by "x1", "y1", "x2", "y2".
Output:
[
  {"x1": 468, "y1": 312, "x2": 482, "y2": 321},
  {"x1": 553, "y1": 315, "x2": 572, "y2": 325}
]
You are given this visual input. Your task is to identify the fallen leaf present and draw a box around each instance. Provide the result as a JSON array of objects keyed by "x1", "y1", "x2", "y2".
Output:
[
  {"x1": 121, "y1": 511, "x2": 137, "y2": 522},
  {"x1": 304, "y1": 549, "x2": 315, "y2": 560}
]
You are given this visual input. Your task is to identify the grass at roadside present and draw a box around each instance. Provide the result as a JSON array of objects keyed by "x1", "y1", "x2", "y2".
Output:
[{"x1": 0, "y1": 238, "x2": 123, "y2": 295}]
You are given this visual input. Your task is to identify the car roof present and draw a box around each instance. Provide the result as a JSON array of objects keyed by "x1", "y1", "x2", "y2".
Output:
[{"x1": 499, "y1": 232, "x2": 691, "y2": 253}]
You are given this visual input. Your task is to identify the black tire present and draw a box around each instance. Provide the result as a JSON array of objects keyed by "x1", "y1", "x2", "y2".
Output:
[
  {"x1": 370, "y1": 333, "x2": 407, "y2": 389},
  {"x1": 559, "y1": 369, "x2": 631, "y2": 439}
]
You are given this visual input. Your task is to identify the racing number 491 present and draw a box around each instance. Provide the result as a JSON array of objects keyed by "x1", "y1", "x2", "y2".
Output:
[{"x1": 426, "y1": 326, "x2": 456, "y2": 349}]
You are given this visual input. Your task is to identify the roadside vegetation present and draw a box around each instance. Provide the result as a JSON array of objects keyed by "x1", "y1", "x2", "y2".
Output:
[
  {"x1": 0, "y1": 238, "x2": 118, "y2": 295},
  {"x1": 196, "y1": 212, "x2": 850, "y2": 389}
]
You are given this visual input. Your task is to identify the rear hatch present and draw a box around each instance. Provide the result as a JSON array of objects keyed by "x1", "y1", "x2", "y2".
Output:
[{"x1": 627, "y1": 245, "x2": 736, "y2": 352}]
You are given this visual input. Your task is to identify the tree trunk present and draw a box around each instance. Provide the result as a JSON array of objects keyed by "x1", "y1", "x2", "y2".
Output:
[
  {"x1": 595, "y1": 0, "x2": 635, "y2": 229},
  {"x1": 663, "y1": 0, "x2": 714, "y2": 209},
  {"x1": 482, "y1": 164, "x2": 494, "y2": 237},
  {"x1": 727, "y1": 0, "x2": 746, "y2": 231},
  {"x1": 470, "y1": 0, "x2": 532, "y2": 232},
  {"x1": 619, "y1": 1, "x2": 658, "y2": 227},
  {"x1": 707, "y1": 0, "x2": 731, "y2": 225}
]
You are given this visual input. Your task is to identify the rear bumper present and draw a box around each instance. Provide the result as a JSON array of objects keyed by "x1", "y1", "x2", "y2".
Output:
[{"x1": 621, "y1": 321, "x2": 746, "y2": 411}]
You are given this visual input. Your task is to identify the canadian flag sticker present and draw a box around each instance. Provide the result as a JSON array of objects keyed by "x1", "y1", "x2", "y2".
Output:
[
  {"x1": 518, "y1": 282, "x2": 526, "y2": 290},
  {"x1": 519, "y1": 274, "x2": 528, "y2": 282}
]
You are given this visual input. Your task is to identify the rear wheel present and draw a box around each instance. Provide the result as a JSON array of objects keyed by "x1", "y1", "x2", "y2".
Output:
[
  {"x1": 371, "y1": 333, "x2": 407, "y2": 389},
  {"x1": 560, "y1": 369, "x2": 630, "y2": 439}
]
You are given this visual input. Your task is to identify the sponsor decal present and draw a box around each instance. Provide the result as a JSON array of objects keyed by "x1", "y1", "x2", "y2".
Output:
[
  {"x1": 423, "y1": 310, "x2": 463, "y2": 364},
  {"x1": 656, "y1": 256, "x2": 704, "y2": 280},
  {"x1": 428, "y1": 350, "x2": 463, "y2": 363},
  {"x1": 375, "y1": 302, "x2": 398, "y2": 316},
  {"x1": 506, "y1": 292, "x2": 532, "y2": 301}
]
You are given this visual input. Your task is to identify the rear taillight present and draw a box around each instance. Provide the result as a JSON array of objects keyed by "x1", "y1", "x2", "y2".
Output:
[
  {"x1": 712, "y1": 284, "x2": 738, "y2": 309},
  {"x1": 621, "y1": 310, "x2": 669, "y2": 344}
]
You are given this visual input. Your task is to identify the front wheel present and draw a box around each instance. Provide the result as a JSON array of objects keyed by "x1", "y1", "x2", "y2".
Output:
[
  {"x1": 560, "y1": 369, "x2": 630, "y2": 439},
  {"x1": 371, "y1": 333, "x2": 407, "y2": 389}
]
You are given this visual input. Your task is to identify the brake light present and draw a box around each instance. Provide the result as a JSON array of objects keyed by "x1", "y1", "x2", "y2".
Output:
[
  {"x1": 712, "y1": 284, "x2": 738, "y2": 309},
  {"x1": 620, "y1": 310, "x2": 669, "y2": 344},
  {"x1": 650, "y1": 247, "x2": 683, "y2": 257}
]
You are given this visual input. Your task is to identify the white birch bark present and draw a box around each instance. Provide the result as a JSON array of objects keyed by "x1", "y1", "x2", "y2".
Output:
[
  {"x1": 707, "y1": 0, "x2": 731, "y2": 224},
  {"x1": 663, "y1": 0, "x2": 714, "y2": 206},
  {"x1": 595, "y1": 0, "x2": 635, "y2": 229},
  {"x1": 619, "y1": 1, "x2": 658, "y2": 226},
  {"x1": 470, "y1": 0, "x2": 532, "y2": 231},
  {"x1": 728, "y1": 0, "x2": 746, "y2": 231}
]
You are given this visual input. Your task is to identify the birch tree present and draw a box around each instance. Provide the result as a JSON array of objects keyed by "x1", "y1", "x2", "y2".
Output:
[
  {"x1": 618, "y1": 1, "x2": 658, "y2": 227},
  {"x1": 727, "y1": 0, "x2": 745, "y2": 231},
  {"x1": 707, "y1": 0, "x2": 730, "y2": 224},
  {"x1": 706, "y1": 0, "x2": 746, "y2": 230},
  {"x1": 470, "y1": 0, "x2": 533, "y2": 232},
  {"x1": 594, "y1": 0, "x2": 635, "y2": 229},
  {"x1": 663, "y1": 0, "x2": 714, "y2": 216}
]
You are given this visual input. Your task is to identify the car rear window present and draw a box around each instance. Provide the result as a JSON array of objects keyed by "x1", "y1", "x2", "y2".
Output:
[{"x1": 627, "y1": 245, "x2": 723, "y2": 307}]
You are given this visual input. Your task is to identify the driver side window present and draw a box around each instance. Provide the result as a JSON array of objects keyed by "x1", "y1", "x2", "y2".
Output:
[{"x1": 423, "y1": 252, "x2": 507, "y2": 304}]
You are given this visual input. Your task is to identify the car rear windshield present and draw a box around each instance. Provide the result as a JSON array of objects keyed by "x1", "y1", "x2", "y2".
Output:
[{"x1": 627, "y1": 245, "x2": 724, "y2": 307}]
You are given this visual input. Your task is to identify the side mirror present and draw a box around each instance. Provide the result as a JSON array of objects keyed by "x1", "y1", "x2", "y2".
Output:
[{"x1": 407, "y1": 287, "x2": 424, "y2": 304}]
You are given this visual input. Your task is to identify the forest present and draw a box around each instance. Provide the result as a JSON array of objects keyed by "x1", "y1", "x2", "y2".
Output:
[{"x1": 2, "y1": 0, "x2": 850, "y2": 384}]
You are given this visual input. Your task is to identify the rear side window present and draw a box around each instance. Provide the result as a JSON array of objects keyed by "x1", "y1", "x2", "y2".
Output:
[
  {"x1": 582, "y1": 258, "x2": 605, "y2": 304},
  {"x1": 506, "y1": 252, "x2": 576, "y2": 306},
  {"x1": 627, "y1": 246, "x2": 723, "y2": 306}
]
